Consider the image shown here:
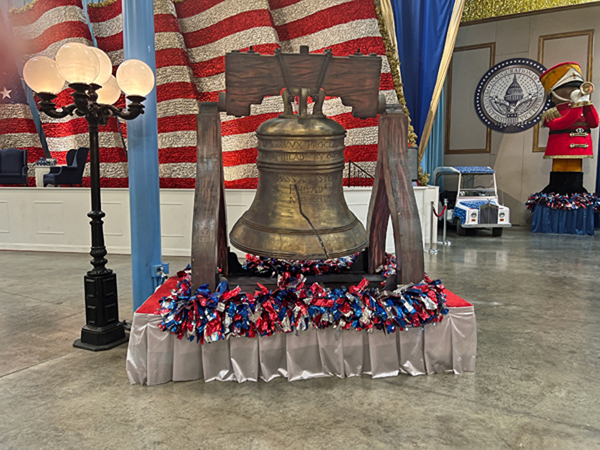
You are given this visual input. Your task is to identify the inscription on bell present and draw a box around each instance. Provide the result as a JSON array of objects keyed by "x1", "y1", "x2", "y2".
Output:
[
  {"x1": 277, "y1": 175, "x2": 334, "y2": 191},
  {"x1": 261, "y1": 139, "x2": 343, "y2": 150},
  {"x1": 274, "y1": 152, "x2": 341, "y2": 162}
]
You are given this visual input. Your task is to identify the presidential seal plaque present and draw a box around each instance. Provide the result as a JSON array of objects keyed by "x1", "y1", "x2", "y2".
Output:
[{"x1": 475, "y1": 58, "x2": 550, "y2": 133}]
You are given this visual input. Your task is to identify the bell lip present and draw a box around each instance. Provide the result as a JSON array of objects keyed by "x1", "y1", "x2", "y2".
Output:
[{"x1": 230, "y1": 238, "x2": 368, "y2": 261}]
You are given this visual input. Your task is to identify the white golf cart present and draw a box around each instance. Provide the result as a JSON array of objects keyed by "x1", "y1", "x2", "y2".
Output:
[{"x1": 433, "y1": 166, "x2": 511, "y2": 237}]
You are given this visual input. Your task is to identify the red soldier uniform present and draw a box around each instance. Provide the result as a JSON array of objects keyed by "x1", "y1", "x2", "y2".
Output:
[{"x1": 542, "y1": 101, "x2": 599, "y2": 159}]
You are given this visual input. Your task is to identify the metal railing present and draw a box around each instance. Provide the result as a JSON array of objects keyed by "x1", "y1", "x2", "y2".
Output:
[{"x1": 346, "y1": 160, "x2": 374, "y2": 187}]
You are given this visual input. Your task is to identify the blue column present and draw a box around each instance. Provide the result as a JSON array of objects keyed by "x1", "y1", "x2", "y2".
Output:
[{"x1": 122, "y1": 0, "x2": 163, "y2": 310}]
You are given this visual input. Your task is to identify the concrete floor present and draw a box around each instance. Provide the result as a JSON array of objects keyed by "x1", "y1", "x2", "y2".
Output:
[{"x1": 1, "y1": 226, "x2": 599, "y2": 449}]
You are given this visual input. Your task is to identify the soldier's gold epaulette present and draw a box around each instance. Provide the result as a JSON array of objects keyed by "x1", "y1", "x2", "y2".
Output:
[{"x1": 541, "y1": 107, "x2": 560, "y2": 126}]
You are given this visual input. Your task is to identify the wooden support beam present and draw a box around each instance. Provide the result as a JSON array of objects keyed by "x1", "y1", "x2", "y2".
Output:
[
  {"x1": 367, "y1": 109, "x2": 425, "y2": 285},
  {"x1": 191, "y1": 102, "x2": 227, "y2": 291}
]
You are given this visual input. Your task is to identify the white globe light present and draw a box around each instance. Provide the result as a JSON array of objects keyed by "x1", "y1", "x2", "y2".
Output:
[
  {"x1": 116, "y1": 59, "x2": 155, "y2": 97},
  {"x1": 95, "y1": 75, "x2": 121, "y2": 105},
  {"x1": 90, "y1": 47, "x2": 113, "y2": 86},
  {"x1": 55, "y1": 42, "x2": 100, "y2": 84},
  {"x1": 23, "y1": 56, "x2": 65, "y2": 94}
]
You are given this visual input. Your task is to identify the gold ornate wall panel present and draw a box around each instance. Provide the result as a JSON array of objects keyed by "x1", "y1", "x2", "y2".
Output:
[{"x1": 462, "y1": 0, "x2": 600, "y2": 23}]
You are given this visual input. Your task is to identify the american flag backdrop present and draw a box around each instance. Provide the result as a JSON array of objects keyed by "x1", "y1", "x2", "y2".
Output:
[
  {"x1": 269, "y1": 0, "x2": 397, "y2": 183},
  {"x1": 0, "y1": 25, "x2": 44, "y2": 186},
  {"x1": 8, "y1": 0, "x2": 127, "y2": 186},
  {"x1": 10, "y1": 0, "x2": 400, "y2": 188},
  {"x1": 175, "y1": 0, "x2": 397, "y2": 188},
  {"x1": 153, "y1": 0, "x2": 202, "y2": 187},
  {"x1": 174, "y1": 0, "x2": 282, "y2": 188},
  {"x1": 86, "y1": 0, "x2": 128, "y2": 187},
  {"x1": 89, "y1": 0, "x2": 202, "y2": 188}
]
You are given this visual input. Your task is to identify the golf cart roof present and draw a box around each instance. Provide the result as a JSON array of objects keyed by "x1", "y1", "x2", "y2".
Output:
[{"x1": 432, "y1": 166, "x2": 494, "y2": 184}]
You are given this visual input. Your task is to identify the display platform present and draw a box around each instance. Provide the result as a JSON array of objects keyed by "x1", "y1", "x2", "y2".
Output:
[
  {"x1": 126, "y1": 277, "x2": 477, "y2": 385},
  {"x1": 527, "y1": 193, "x2": 597, "y2": 235}
]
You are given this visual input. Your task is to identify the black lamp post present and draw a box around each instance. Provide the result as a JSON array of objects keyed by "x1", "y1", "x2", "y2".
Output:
[
  {"x1": 36, "y1": 86, "x2": 145, "y2": 351},
  {"x1": 24, "y1": 44, "x2": 153, "y2": 351}
]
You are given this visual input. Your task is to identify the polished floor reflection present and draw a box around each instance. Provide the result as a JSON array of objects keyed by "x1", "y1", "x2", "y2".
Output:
[{"x1": 1, "y1": 226, "x2": 599, "y2": 449}]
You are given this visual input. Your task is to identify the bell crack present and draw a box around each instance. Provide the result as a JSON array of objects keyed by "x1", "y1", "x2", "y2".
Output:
[{"x1": 293, "y1": 184, "x2": 330, "y2": 259}]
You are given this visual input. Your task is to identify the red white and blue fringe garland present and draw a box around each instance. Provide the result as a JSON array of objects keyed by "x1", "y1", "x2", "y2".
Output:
[
  {"x1": 157, "y1": 255, "x2": 448, "y2": 344},
  {"x1": 526, "y1": 192, "x2": 600, "y2": 212}
]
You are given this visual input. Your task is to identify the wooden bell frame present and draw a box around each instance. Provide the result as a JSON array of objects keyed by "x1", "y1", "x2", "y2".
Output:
[{"x1": 191, "y1": 48, "x2": 424, "y2": 291}]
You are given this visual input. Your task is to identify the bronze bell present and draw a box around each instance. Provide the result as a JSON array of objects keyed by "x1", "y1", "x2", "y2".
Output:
[{"x1": 229, "y1": 87, "x2": 368, "y2": 260}]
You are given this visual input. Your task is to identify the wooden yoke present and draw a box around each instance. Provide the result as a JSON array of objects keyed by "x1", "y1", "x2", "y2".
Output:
[
  {"x1": 367, "y1": 107, "x2": 425, "y2": 285},
  {"x1": 191, "y1": 102, "x2": 228, "y2": 291},
  {"x1": 223, "y1": 46, "x2": 382, "y2": 118}
]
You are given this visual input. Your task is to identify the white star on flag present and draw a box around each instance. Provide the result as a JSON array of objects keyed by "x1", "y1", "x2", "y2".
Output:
[{"x1": 0, "y1": 87, "x2": 11, "y2": 99}]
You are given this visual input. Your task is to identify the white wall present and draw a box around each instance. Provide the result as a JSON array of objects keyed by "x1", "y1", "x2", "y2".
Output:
[
  {"x1": 0, "y1": 186, "x2": 438, "y2": 257},
  {"x1": 446, "y1": 5, "x2": 600, "y2": 225}
]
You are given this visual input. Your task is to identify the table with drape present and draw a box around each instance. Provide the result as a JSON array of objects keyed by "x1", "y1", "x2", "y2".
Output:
[
  {"x1": 531, "y1": 205, "x2": 595, "y2": 235},
  {"x1": 127, "y1": 278, "x2": 477, "y2": 385}
]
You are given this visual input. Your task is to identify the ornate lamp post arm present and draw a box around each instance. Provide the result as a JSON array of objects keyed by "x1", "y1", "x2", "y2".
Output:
[
  {"x1": 35, "y1": 93, "x2": 78, "y2": 119},
  {"x1": 101, "y1": 95, "x2": 146, "y2": 120}
]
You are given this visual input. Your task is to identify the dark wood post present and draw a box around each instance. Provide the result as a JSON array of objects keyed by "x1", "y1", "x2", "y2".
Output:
[
  {"x1": 367, "y1": 108, "x2": 425, "y2": 285},
  {"x1": 192, "y1": 102, "x2": 227, "y2": 291}
]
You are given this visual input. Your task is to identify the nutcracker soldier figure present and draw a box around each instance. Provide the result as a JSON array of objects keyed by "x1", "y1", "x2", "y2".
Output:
[{"x1": 539, "y1": 61, "x2": 598, "y2": 193}]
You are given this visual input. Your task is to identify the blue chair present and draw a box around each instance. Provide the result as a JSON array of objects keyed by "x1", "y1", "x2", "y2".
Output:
[
  {"x1": 0, "y1": 148, "x2": 28, "y2": 185},
  {"x1": 44, "y1": 147, "x2": 89, "y2": 187}
]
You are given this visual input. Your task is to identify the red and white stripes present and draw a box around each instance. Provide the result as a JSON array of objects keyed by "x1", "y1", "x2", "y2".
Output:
[
  {"x1": 270, "y1": 0, "x2": 396, "y2": 180},
  {"x1": 0, "y1": 104, "x2": 45, "y2": 185},
  {"x1": 174, "y1": 0, "x2": 280, "y2": 188},
  {"x1": 9, "y1": 0, "x2": 126, "y2": 187},
  {"x1": 154, "y1": 0, "x2": 201, "y2": 187},
  {"x1": 9, "y1": 0, "x2": 395, "y2": 188}
]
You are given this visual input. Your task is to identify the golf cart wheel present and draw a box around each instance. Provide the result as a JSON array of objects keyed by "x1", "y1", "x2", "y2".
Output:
[
  {"x1": 492, "y1": 227, "x2": 503, "y2": 237},
  {"x1": 455, "y1": 219, "x2": 466, "y2": 236}
]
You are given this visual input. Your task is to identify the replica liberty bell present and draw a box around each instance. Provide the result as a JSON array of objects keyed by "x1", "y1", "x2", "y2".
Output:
[{"x1": 228, "y1": 46, "x2": 381, "y2": 260}]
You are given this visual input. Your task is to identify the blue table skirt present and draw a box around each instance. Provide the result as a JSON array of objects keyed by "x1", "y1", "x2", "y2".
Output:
[{"x1": 531, "y1": 205, "x2": 595, "y2": 235}]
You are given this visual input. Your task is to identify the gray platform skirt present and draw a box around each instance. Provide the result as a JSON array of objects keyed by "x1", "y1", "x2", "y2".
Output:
[{"x1": 126, "y1": 306, "x2": 477, "y2": 385}]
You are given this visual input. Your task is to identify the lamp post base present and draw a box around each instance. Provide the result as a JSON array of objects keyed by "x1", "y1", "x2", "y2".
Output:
[
  {"x1": 73, "y1": 323, "x2": 129, "y2": 351},
  {"x1": 73, "y1": 272, "x2": 128, "y2": 351}
]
